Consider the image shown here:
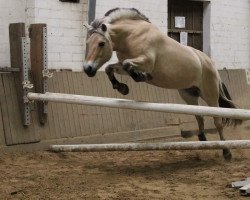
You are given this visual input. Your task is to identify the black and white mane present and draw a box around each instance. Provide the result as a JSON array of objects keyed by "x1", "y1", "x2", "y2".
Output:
[{"x1": 90, "y1": 8, "x2": 150, "y2": 30}]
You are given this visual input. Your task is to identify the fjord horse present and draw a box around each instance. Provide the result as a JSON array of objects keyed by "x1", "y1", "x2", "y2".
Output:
[{"x1": 83, "y1": 8, "x2": 242, "y2": 160}]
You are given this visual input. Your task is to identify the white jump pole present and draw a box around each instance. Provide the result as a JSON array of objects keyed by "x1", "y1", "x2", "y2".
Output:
[
  {"x1": 27, "y1": 92, "x2": 250, "y2": 120},
  {"x1": 50, "y1": 140, "x2": 250, "y2": 152}
]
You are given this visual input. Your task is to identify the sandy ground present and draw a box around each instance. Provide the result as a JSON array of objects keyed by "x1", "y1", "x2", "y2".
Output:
[{"x1": 0, "y1": 127, "x2": 250, "y2": 200}]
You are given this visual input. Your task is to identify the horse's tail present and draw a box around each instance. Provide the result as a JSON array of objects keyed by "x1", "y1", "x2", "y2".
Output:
[{"x1": 218, "y1": 81, "x2": 242, "y2": 126}]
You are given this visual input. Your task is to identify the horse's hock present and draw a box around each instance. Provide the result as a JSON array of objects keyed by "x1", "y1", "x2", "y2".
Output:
[{"x1": 0, "y1": 22, "x2": 249, "y2": 149}]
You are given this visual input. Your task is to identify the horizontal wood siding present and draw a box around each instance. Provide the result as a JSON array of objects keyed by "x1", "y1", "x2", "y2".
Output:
[
  {"x1": 0, "y1": 69, "x2": 249, "y2": 146},
  {"x1": 44, "y1": 71, "x2": 179, "y2": 140}
]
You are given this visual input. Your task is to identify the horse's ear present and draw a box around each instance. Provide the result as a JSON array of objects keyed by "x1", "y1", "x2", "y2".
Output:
[
  {"x1": 101, "y1": 24, "x2": 107, "y2": 32},
  {"x1": 83, "y1": 23, "x2": 92, "y2": 30}
]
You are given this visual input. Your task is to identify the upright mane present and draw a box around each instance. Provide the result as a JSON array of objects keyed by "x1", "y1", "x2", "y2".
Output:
[
  {"x1": 104, "y1": 8, "x2": 150, "y2": 24},
  {"x1": 90, "y1": 8, "x2": 150, "y2": 30}
]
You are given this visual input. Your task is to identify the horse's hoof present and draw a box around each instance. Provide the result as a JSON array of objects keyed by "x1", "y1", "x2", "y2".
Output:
[
  {"x1": 113, "y1": 84, "x2": 119, "y2": 90},
  {"x1": 117, "y1": 83, "x2": 129, "y2": 95},
  {"x1": 223, "y1": 149, "x2": 232, "y2": 161},
  {"x1": 198, "y1": 133, "x2": 207, "y2": 141}
]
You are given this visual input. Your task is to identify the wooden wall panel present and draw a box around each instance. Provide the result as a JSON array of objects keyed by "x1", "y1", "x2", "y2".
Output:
[
  {"x1": 0, "y1": 74, "x2": 40, "y2": 145},
  {"x1": 0, "y1": 74, "x2": 9, "y2": 145},
  {"x1": 0, "y1": 69, "x2": 249, "y2": 146}
]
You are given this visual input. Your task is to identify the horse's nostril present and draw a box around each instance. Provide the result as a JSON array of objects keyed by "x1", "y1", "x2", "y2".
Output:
[{"x1": 84, "y1": 65, "x2": 92, "y2": 73}]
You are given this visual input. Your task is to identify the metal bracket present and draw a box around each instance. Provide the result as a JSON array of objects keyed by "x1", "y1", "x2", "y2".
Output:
[
  {"x1": 22, "y1": 80, "x2": 34, "y2": 89},
  {"x1": 21, "y1": 37, "x2": 32, "y2": 125},
  {"x1": 42, "y1": 27, "x2": 49, "y2": 115},
  {"x1": 42, "y1": 69, "x2": 53, "y2": 79}
]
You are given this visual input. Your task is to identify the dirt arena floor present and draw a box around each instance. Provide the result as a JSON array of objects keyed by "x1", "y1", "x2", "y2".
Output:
[{"x1": 1, "y1": 126, "x2": 250, "y2": 200}]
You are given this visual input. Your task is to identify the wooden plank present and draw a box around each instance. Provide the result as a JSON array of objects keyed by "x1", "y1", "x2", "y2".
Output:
[
  {"x1": 48, "y1": 72, "x2": 65, "y2": 138},
  {"x1": 137, "y1": 83, "x2": 150, "y2": 129},
  {"x1": 0, "y1": 75, "x2": 10, "y2": 145},
  {"x1": 0, "y1": 68, "x2": 20, "y2": 72},
  {"x1": 61, "y1": 72, "x2": 76, "y2": 137},
  {"x1": 98, "y1": 73, "x2": 114, "y2": 133},
  {"x1": 47, "y1": 75, "x2": 61, "y2": 139},
  {"x1": 114, "y1": 75, "x2": 128, "y2": 132},
  {"x1": 66, "y1": 72, "x2": 81, "y2": 137},
  {"x1": 127, "y1": 79, "x2": 141, "y2": 141},
  {"x1": 152, "y1": 86, "x2": 165, "y2": 127},
  {"x1": 80, "y1": 73, "x2": 96, "y2": 136},
  {"x1": 89, "y1": 75, "x2": 105, "y2": 135},
  {"x1": 1, "y1": 75, "x2": 16, "y2": 144},
  {"x1": 40, "y1": 86, "x2": 54, "y2": 140},
  {"x1": 9, "y1": 23, "x2": 28, "y2": 126},
  {"x1": 237, "y1": 70, "x2": 247, "y2": 107},
  {"x1": 29, "y1": 24, "x2": 48, "y2": 125},
  {"x1": 55, "y1": 72, "x2": 72, "y2": 138},
  {"x1": 163, "y1": 88, "x2": 178, "y2": 125},
  {"x1": 102, "y1": 73, "x2": 120, "y2": 133},
  {"x1": 126, "y1": 78, "x2": 140, "y2": 132},
  {"x1": 119, "y1": 76, "x2": 134, "y2": 132},
  {"x1": 8, "y1": 23, "x2": 40, "y2": 144},
  {"x1": 71, "y1": 72, "x2": 86, "y2": 136},
  {"x1": 95, "y1": 73, "x2": 109, "y2": 134},
  {"x1": 3, "y1": 74, "x2": 40, "y2": 145}
]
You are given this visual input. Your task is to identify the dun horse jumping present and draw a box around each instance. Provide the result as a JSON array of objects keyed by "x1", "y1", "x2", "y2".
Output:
[{"x1": 83, "y1": 8, "x2": 242, "y2": 160}]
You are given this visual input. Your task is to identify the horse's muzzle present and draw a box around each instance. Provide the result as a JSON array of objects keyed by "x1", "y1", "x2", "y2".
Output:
[{"x1": 84, "y1": 65, "x2": 97, "y2": 77}]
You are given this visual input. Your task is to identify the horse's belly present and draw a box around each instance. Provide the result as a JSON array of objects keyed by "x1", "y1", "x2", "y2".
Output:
[{"x1": 148, "y1": 71, "x2": 199, "y2": 89}]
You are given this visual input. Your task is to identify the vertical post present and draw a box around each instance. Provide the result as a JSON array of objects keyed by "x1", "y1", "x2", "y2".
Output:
[
  {"x1": 29, "y1": 24, "x2": 51, "y2": 125},
  {"x1": 9, "y1": 23, "x2": 32, "y2": 126},
  {"x1": 88, "y1": 0, "x2": 96, "y2": 24}
]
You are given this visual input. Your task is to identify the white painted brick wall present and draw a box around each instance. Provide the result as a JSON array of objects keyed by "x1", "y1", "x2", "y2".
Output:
[
  {"x1": 210, "y1": 0, "x2": 250, "y2": 69},
  {"x1": 0, "y1": 0, "x2": 249, "y2": 70},
  {"x1": 95, "y1": 0, "x2": 249, "y2": 70},
  {"x1": 32, "y1": 0, "x2": 88, "y2": 71},
  {"x1": 0, "y1": 0, "x2": 88, "y2": 71},
  {"x1": 96, "y1": 0, "x2": 168, "y2": 33},
  {"x1": 0, "y1": 0, "x2": 27, "y2": 67}
]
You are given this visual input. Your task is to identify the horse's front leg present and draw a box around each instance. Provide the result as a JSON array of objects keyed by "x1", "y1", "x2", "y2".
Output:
[
  {"x1": 122, "y1": 57, "x2": 153, "y2": 82},
  {"x1": 105, "y1": 63, "x2": 129, "y2": 95}
]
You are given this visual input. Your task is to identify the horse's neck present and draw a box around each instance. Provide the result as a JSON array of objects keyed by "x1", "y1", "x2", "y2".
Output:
[
  {"x1": 108, "y1": 20, "x2": 139, "y2": 51},
  {"x1": 109, "y1": 29, "x2": 127, "y2": 51}
]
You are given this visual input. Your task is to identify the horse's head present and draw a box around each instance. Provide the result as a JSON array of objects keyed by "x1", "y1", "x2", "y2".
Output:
[{"x1": 83, "y1": 24, "x2": 113, "y2": 77}]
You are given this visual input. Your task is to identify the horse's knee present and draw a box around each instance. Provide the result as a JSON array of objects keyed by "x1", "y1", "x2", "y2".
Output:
[
  {"x1": 122, "y1": 61, "x2": 132, "y2": 71},
  {"x1": 105, "y1": 66, "x2": 113, "y2": 74}
]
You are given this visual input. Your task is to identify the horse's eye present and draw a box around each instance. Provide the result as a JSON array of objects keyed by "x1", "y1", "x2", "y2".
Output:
[{"x1": 99, "y1": 42, "x2": 105, "y2": 47}]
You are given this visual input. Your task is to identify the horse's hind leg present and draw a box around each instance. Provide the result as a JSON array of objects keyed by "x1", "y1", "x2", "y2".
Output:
[
  {"x1": 105, "y1": 63, "x2": 129, "y2": 95},
  {"x1": 213, "y1": 117, "x2": 232, "y2": 161},
  {"x1": 178, "y1": 88, "x2": 207, "y2": 141},
  {"x1": 201, "y1": 83, "x2": 232, "y2": 161}
]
